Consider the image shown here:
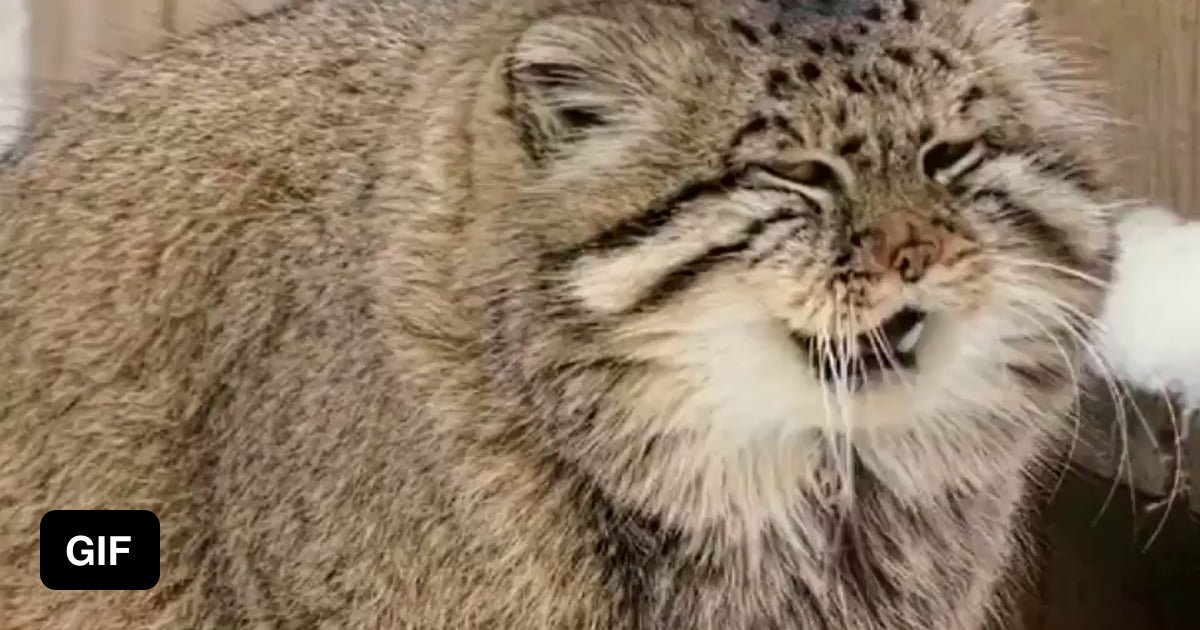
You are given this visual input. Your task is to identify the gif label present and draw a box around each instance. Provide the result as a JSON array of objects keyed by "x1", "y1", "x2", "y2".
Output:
[{"x1": 40, "y1": 510, "x2": 160, "y2": 590}]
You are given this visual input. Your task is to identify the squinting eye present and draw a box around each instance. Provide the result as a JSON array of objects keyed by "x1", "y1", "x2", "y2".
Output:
[
  {"x1": 921, "y1": 138, "x2": 985, "y2": 183},
  {"x1": 751, "y1": 158, "x2": 845, "y2": 193},
  {"x1": 780, "y1": 160, "x2": 840, "y2": 190}
]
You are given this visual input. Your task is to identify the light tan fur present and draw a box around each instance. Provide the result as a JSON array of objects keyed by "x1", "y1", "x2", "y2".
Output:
[{"x1": 2, "y1": 1, "x2": 1121, "y2": 628}]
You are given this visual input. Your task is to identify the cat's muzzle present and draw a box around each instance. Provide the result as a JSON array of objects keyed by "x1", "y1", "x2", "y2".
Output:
[{"x1": 789, "y1": 307, "x2": 927, "y2": 390}]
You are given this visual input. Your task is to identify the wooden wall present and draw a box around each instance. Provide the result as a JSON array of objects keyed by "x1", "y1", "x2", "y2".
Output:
[
  {"x1": 1038, "y1": 0, "x2": 1200, "y2": 216},
  {"x1": 1035, "y1": 0, "x2": 1200, "y2": 514}
]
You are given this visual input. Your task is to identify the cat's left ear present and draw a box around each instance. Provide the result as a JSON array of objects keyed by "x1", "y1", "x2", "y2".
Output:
[
  {"x1": 496, "y1": 4, "x2": 716, "y2": 165},
  {"x1": 500, "y1": 15, "x2": 631, "y2": 163}
]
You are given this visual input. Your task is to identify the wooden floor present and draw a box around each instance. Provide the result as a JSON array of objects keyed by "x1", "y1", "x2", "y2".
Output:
[{"x1": 1026, "y1": 471, "x2": 1200, "y2": 630}]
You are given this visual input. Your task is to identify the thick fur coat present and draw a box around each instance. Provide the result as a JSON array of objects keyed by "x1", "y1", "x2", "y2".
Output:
[{"x1": 1, "y1": 1, "x2": 1120, "y2": 628}]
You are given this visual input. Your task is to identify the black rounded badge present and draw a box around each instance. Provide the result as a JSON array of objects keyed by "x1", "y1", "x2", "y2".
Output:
[{"x1": 39, "y1": 510, "x2": 160, "y2": 591}]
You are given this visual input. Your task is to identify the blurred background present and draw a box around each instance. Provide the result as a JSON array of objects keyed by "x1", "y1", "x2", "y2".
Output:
[{"x1": 2, "y1": 1, "x2": 1198, "y2": 628}]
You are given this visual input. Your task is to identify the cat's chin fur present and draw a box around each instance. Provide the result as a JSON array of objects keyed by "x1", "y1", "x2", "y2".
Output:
[{"x1": 587, "y1": 304, "x2": 1057, "y2": 533}]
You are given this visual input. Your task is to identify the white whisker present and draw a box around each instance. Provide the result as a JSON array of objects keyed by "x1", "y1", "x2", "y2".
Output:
[
  {"x1": 997, "y1": 275, "x2": 1180, "y2": 531},
  {"x1": 1004, "y1": 305, "x2": 1085, "y2": 501},
  {"x1": 992, "y1": 255, "x2": 1112, "y2": 290}
]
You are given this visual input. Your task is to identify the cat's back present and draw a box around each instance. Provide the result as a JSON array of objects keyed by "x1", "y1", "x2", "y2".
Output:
[
  {"x1": 3, "y1": 0, "x2": 451, "y2": 206},
  {"x1": 0, "y1": 0, "x2": 466, "y2": 400},
  {"x1": 0, "y1": 0, "x2": 453, "y2": 299},
  {"x1": 0, "y1": 2, "x2": 476, "y2": 628},
  {"x1": 0, "y1": 0, "x2": 449, "y2": 445}
]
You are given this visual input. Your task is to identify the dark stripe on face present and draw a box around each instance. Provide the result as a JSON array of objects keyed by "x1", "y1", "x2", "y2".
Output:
[
  {"x1": 541, "y1": 171, "x2": 743, "y2": 268},
  {"x1": 541, "y1": 101, "x2": 817, "y2": 275},
  {"x1": 750, "y1": 223, "x2": 808, "y2": 267},
  {"x1": 626, "y1": 206, "x2": 803, "y2": 313},
  {"x1": 1007, "y1": 361, "x2": 1069, "y2": 391},
  {"x1": 972, "y1": 188, "x2": 1081, "y2": 264},
  {"x1": 1029, "y1": 152, "x2": 1101, "y2": 192}
]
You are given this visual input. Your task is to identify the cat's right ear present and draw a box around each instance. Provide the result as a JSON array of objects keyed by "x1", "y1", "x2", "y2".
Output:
[{"x1": 501, "y1": 16, "x2": 637, "y2": 163}]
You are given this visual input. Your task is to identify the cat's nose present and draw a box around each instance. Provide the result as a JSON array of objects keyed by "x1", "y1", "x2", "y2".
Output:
[{"x1": 863, "y1": 212, "x2": 950, "y2": 282}]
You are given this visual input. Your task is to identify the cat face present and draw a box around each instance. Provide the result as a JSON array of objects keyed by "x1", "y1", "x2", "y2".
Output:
[{"x1": 463, "y1": 0, "x2": 1114, "y2": 482}]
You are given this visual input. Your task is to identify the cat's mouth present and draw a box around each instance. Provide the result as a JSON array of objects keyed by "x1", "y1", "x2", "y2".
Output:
[{"x1": 790, "y1": 307, "x2": 927, "y2": 388}]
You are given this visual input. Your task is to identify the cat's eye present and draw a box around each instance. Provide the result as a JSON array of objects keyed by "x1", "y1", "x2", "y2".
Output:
[
  {"x1": 749, "y1": 158, "x2": 847, "y2": 194},
  {"x1": 746, "y1": 158, "x2": 848, "y2": 210},
  {"x1": 774, "y1": 160, "x2": 840, "y2": 190},
  {"x1": 921, "y1": 137, "x2": 986, "y2": 184}
]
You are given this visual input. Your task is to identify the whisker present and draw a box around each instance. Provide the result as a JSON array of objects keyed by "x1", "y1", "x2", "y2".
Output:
[
  {"x1": 869, "y1": 324, "x2": 916, "y2": 394},
  {"x1": 1000, "y1": 281, "x2": 1170, "y2": 527},
  {"x1": 1003, "y1": 306, "x2": 1086, "y2": 497},
  {"x1": 1011, "y1": 297, "x2": 1136, "y2": 518},
  {"x1": 1137, "y1": 393, "x2": 1189, "y2": 551},
  {"x1": 834, "y1": 308, "x2": 855, "y2": 504},
  {"x1": 848, "y1": 303, "x2": 867, "y2": 396},
  {"x1": 816, "y1": 323, "x2": 843, "y2": 505},
  {"x1": 812, "y1": 322, "x2": 845, "y2": 604},
  {"x1": 993, "y1": 254, "x2": 1111, "y2": 289}
]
